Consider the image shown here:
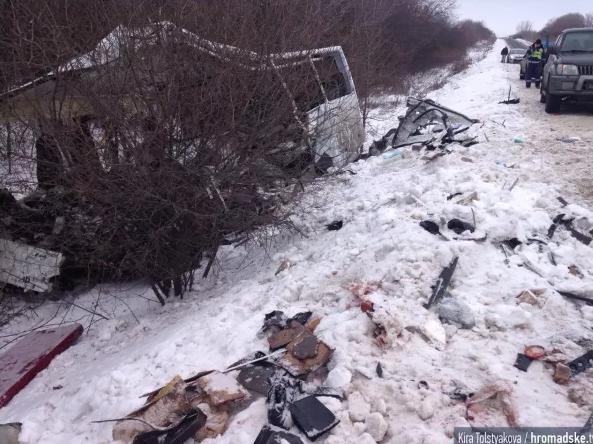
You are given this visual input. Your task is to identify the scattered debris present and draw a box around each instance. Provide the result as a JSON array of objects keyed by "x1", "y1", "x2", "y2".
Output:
[
  {"x1": 0, "y1": 238, "x2": 64, "y2": 293},
  {"x1": 516, "y1": 289, "x2": 546, "y2": 307},
  {"x1": 524, "y1": 345, "x2": 546, "y2": 360},
  {"x1": 326, "y1": 221, "x2": 343, "y2": 231},
  {"x1": 107, "y1": 309, "x2": 340, "y2": 443},
  {"x1": 568, "y1": 350, "x2": 593, "y2": 377},
  {"x1": 424, "y1": 257, "x2": 459, "y2": 309},
  {"x1": 557, "y1": 136, "x2": 582, "y2": 143},
  {"x1": 420, "y1": 220, "x2": 442, "y2": 236},
  {"x1": 554, "y1": 363, "x2": 572, "y2": 385},
  {"x1": 456, "y1": 191, "x2": 479, "y2": 206},
  {"x1": 557, "y1": 196, "x2": 569, "y2": 207},
  {"x1": 499, "y1": 86, "x2": 520, "y2": 105},
  {"x1": 254, "y1": 426, "x2": 303, "y2": 444},
  {"x1": 370, "y1": 97, "x2": 479, "y2": 154},
  {"x1": 132, "y1": 410, "x2": 208, "y2": 444},
  {"x1": 466, "y1": 381, "x2": 518, "y2": 427},
  {"x1": 514, "y1": 353, "x2": 533, "y2": 372},
  {"x1": 557, "y1": 291, "x2": 593, "y2": 306},
  {"x1": 499, "y1": 98, "x2": 520, "y2": 105},
  {"x1": 548, "y1": 214, "x2": 592, "y2": 245},
  {"x1": 513, "y1": 136, "x2": 525, "y2": 144},
  {"x1": 436, "y1": 297, "x2": 475, "y2": 329},
  {"x1": 0, "y1": 423, "x2": 21, "y2": 444},
  {"x1": 447, "y1": 192, "x2": 463, "y2": 201},
  {"x1": 290, "y1": 396, "x2": 340, "y2": 440},
  {"x1": 447, "y1": 219, "x2": 475, "y2": 235},
  {"x1": 376, "y1": 362, "x2": 384, "y2": 378},
  {"x1": 0, "y1": 324, "x2": 83, "y2": 408}
]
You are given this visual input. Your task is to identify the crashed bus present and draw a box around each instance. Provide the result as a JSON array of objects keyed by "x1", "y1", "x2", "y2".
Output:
[{"x1": 0, "y1": 22, "x2": 365, "y2": 294}]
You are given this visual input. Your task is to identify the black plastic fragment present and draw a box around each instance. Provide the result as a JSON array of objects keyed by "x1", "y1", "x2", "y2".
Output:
[
  {"x1": 514, "y1": 353, "x2": 533, "y2": 372},
  {"x1": 447, "y1": 219, "x2": 475, "y2": 235},
  {"x1": 326, "y1": 221, "x2": 343, "y2": 231},
  {"x1": 557, "y1": 197, "x2": 569, "y2": 207},
  {"x1": 376, "y1": 362, "x2": 383, "y2": 378},
  {"x1": 557, "y1": 291, "x2": 593, "y2": 306},
  {"x1": 238, "y1": 365, "x2": 277, "y2": 396},
  {"x1": 262, "y1": 311, "x2": 287, "y2": 332},
  {"x1": 254, "y1": 426, "x2": 304, "y2": 444},
  {"x1": 567, "y1": 225, "x2": 592, "y2": 246},
  {"x1": 568, "y1": 350, "x2": 593, "y2": 376},
  {"x1": 289, "y1": 311, "x2": 313, "y2": 326},
  {"x1": 132, "y1": 409, "x2": 207, "y2": 444},
  {"x1": 267, "y1": 373, "x2": 299, "y2": 429},
  {"x1": 499, "y1": 98, "x2": 520, "y2": 105},
  {"x1": 424, "y1": 257, "x2": 459, "y2": 309},
  {"x1": 447, "y1": 192, "x2": 463, "y2": 201},
  {"x1": 502, "y1": 238, "x2": 523, "y2": 250},
  {"x1": 290, "y1": 396, "x2": 340, "y2": 441},
  {"x1": 420, "y1": 220, "x2": 441, "y2": 236}
]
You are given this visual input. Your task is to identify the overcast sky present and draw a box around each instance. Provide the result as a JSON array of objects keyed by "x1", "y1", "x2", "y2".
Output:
[{"x1": 455, "y1": 0, "x2": 592, "y2": 37}]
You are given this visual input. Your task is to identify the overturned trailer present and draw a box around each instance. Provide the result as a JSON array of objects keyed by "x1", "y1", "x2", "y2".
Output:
[{"x1": 0, "y1": 22, "x2": 365, "y2": 294}]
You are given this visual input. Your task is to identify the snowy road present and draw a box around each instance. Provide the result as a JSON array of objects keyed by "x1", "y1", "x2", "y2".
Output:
[{"x1": 2, "y1": 40, "x2": 593, "y2": 444}]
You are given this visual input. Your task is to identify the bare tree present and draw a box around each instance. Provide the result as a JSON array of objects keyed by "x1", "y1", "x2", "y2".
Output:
[
  {"x1": 516, "y1": 21, "x2": 534, "y2": 34},
  {"x1": 585, "y1": 13, "x2": 593, "y2": 28}
]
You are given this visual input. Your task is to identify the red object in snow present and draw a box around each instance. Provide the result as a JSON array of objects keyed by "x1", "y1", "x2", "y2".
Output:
[
  {"x1": 0, "y1": 324, "x2": 83, "y2": 408},
  {"x1": 360, "y1": 300, "x2": 375, "y2": 313}
]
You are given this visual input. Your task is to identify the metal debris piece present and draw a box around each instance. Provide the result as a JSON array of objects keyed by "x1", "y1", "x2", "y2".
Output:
[
  {"x1": 568, "y1": 350, "x2": 593, "y2": 376},
  {"x1": 557, "y1": 291, "x2": 593, "y2": 306},
  {"x1": 420, "y1": 220, "x2": 441, "y2": 236},
  {"x1": 267, "y1": 373, "x2": 299, "y2": 429},
  {"x1": 447, "y1": 219, "x2": 475, "y2": 235},
  {"x1": 326, "y1": 221, "x2": 343, "y2": 231},
  {"x1": 132, "y1": 410, "x2": 207, "y2": 444},
  {"x1": 254, "y1": 426, "x2": 304, "y2": 444},
  {"x1": 0, "y1": 423, "x2": 21, "y2": 444},
  {"x1": 424, "y1": 257, "x2": 459, "y2": 309},
  {"x1": 548, "y1": 214, "x2": 593, "y2": 245},
  {"x1": 376, "y1": 362, "x2": 383, "y2": 378},
  {"x1": 524, "y1": 345, "x2": 546, "y2": 360},
  {"x1": 262, "y1": 311, "x2": 288, "y2": 333},
  {"x1": 237, "y1": 366, "x2": 276, "y2": 396},
  {"x1": 278, "y1": 340, "x2": 333, "y2": 377},
  {"x1": 514, "y1": 354, "x2": 533, "y2": 372},
  {"x1": 0, "y1": 238, "x2": 64, "y2": 292},
  {"x1": 291, "y1": 334, "x2": 319, "y2": 360},
  {"x1": 557, "y1": 197, "x2": 569, "y2": 207},
  {"x1": 197, "y1": 371, "x2": 249, "y2": 406},
  {"x1": 268, "y1": 322, "x2": 306, "y2": 351},
  {"x1": 290, "y1": 396, "x2": 340, "y2": 440},
  {"x1": 289, "y1": 312, "x2": 313, "y2": 326},
  {"x1": 554, "y1": 363, "x2": 572, "y2": 385}
]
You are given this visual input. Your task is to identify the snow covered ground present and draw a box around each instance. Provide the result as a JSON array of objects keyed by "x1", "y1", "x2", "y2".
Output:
[{"x1": 2, "y1": 39, "x2": 593, "y2": 443}]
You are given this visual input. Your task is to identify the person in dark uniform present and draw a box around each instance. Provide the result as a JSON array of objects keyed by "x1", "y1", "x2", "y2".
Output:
[{"x1": 501, "y1": 46, "x2": 509, "y2": 63}]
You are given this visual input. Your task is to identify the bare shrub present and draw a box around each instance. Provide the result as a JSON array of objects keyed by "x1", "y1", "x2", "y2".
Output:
[{"x1": 0, "y1": 0, "x2": 494, "y2": 305}]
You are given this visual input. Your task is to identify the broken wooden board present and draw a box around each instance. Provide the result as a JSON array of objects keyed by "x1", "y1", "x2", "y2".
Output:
[
  {"x1": 0, "y1": 324, "x2": 83, "y2": 408},
  {"x1": 0, "y1": 239, "x2": 64, "y2": 292}
]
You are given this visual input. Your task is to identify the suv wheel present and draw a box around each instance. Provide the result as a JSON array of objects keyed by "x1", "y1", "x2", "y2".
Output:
[{"x1": 545, "y1": 93, "x2": 561, "y2": 113}]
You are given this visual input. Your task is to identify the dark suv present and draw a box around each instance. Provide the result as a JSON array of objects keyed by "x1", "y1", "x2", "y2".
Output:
[{"x1": 540, "y1": 28, "x2": 593, "y2": 113}]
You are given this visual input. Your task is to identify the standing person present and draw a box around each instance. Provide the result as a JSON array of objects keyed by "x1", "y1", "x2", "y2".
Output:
[
  {"x1": 501, "y1": 46, "x2": 509, "y2": 63},
  {"x1": 525, "y1": 39, "x2": 544, "y2": 88}
]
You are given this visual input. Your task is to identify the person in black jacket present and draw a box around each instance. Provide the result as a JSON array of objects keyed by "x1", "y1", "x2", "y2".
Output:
[{"x1": 501, "y1": 46, "x2": 509, "y2": 63}]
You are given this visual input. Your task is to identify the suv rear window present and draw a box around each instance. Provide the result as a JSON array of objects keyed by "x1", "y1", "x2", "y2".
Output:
[{"x1": 561, "y1": 32, "x2": 593, "y2": 52}]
